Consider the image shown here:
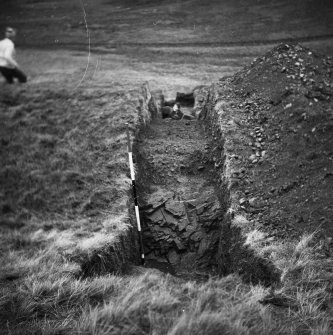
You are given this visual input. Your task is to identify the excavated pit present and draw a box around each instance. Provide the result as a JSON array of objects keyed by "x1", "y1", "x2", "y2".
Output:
[
  {"x1": 133, "y1": 94, "x2": 225, "y2": 279},
  {"x1": 78, "y1": 86, "x2": 280, "y2": 285},
  {"x1": 132, "y1": 89, "x2": 281, "y2": 285}
]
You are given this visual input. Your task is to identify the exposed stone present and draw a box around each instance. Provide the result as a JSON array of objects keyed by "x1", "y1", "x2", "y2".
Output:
[
  {"x1": 249, "y1": 197, "x2": 265, "y2": 208},
  {"x1": 184, "y1": 225, "x2": 196, "y2": 238},
  {"x1": 196, "y1": 203, "x2": 207, "y2": 215},
  {"x1": 239, "y1": 198, "x2": 247, "y2": 206},
  {"x1": 178, "y1": 217, "x2": 189, "y2": 231},
  {"x1": 147, "y1": 209, "x2": 164, "y2": 223},
  {"x1": 168, "y1": 250, "x2": 180, "y2": 265},
  {"x1": 165, "y1": 200, "x2": 185, "y2": 217},
  {"x1": 158, "y1": 235, "x2": 170, "y2": 241},
  {"x1": 173, "y1": 239, "x2": 186, "y2": 251},
  {"x1": 152, "y1": 226, "x2": 176, "y2": 238},
  {"x1": 190, "y1": 231, "x2": 205, "y2": 242},
  {"x1": 197, "y1": 236, "x2": 208, "y2": 254},
  {"x1": 186, "y1": 199, "x2": 202, "y2": 208},
  {"x1": 144, "y1": 190, "x2": 173, "y2": 213},
  {"x1": 162, "y1": 210, "x2": 179, "y2": 226}
]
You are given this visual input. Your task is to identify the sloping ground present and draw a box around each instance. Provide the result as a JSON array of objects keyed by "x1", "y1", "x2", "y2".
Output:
[
  {"x1": 232, "y1": 43, "x2": 333, "y2": 238},
  {"x1": 0, "y1": 84, "x2": 147, "y2": 332},
  {"x1": 1, "y1": 0, "x2": 333, "y2": 51}
]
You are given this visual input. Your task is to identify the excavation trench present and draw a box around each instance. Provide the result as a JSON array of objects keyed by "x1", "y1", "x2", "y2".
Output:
[
  {"x1": 79, "y1": 86, "x2": 280, "y2": 285},
  {"x1": 131, "y1": 88, "x2": 281, "y2": 285},
  {"x1": 133, "y1": 95, "x2": 225, "y2": 279}
]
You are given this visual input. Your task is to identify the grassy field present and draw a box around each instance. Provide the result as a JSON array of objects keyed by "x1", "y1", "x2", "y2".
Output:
[{"x1": 1, "y1": 0, "x2": 333, "y2": 334}]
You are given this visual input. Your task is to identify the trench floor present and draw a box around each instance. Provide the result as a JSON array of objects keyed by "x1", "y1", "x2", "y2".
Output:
[{"x1": 137, "y1": 109, "x2": 224, "y2": 280}]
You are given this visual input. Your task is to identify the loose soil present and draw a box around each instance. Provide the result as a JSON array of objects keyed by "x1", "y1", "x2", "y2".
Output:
[{"x1": 228, "y1": 43, "x2": 333, "y2": 240}]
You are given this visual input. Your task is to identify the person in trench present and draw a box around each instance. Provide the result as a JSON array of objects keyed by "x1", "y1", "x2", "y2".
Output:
[
  {"x1": 161, "y1": 103, "x2": 195, "y2": 120},
  {"x1": 0, "y1": 27, "x2": 27, "y2": 84},
  {"x1": 171, "y1": 102, "x2": 183, "y2": 119},
  {"x1": 162, "y1": 103, "x2": 182, "y2": 119}
]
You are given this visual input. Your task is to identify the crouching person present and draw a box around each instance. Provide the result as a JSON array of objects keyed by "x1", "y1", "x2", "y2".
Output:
[
  {"x1": 161, "y1": 103, "x2": 183, "y2": 120},
  {"x1": 171, "y1": 103, "x2": 183, "y2": 120},
  {"x1": 0, "y1": 27, "x2": 27, "y2": 84}
]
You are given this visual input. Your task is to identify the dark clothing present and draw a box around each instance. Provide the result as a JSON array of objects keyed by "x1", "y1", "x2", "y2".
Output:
[
  {"x1": 0, "y1": 66, "x2": 27, "y2": 83},
  {"x1": 161, "y1": 106, "x2": 183, "y2": 120}
]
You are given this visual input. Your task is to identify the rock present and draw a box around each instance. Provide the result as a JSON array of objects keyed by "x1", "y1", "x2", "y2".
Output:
[
  {"x1": 158, "y1": 235, "x2": 170, "y2": 241},
  {"x1": 239, "y1": 198, "x2": 247, "y2": 206},
  {"x1": 186, "y1": 199, "x2": 199, "y2": 208},
  {"x1": 178, "y1": 218, "x2": 189, "y2": 231},
  {"x1": 168, "y1": 250, "x2": 180, "y2": 265},
  {"x1": 165, "y1": 200, "x2": 185, "y2": 217},
  {"x1": 184, "y1": 225, "x2": 196, "y2": 238},
  {"x1": 173, "y1": 239, "x2": 186, "y2": 251},
  {"x1": 249, "y1": 197, "x2": 265, "y2": 208},
  {"x1": 197, "y1": 166, "x2": 205, "y2": 171},
  {"x1": 144, "y1": 190, "x2": 173, "y2": 212},
  {"x1": 183, "y1": 114, "x2": 195, "y2": 120},
  {"x1": 147, "y1": 209, "x2": 165, "y2": 223},
  {"x1": 197, "y1": 236, "x2": 214, "y2": 257},
  {"x1": 162, "y1": 211, "x2": 179, "y2": 226},
  {"x1": 190, "y1": 231, "x2": 205, "y2": 242},
  {"x1": 153, "y1": 226, "x2": 176, "y2": 238},
  {"x1": 196, "y1": 204, "x2": 206, "y2": 215}
]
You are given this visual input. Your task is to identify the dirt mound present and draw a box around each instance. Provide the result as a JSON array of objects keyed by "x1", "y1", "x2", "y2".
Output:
[{"x1": 208, "y1": 43, "x2": 333, "y2": 242}]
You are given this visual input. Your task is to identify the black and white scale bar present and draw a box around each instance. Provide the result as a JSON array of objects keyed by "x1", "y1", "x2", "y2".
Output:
[{"x1": 126, "y1": 123, "x2": 145, "y2": 265}]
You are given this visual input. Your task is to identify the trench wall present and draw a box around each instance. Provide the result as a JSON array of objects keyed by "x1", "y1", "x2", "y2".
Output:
[
  {"x1": 123, "y1": 82, "x2": 159, "y2": 267},
  {"x1": 82, "y1": 79, "x2": 280, "y2": 284},
  {"x1": 195, "y1": 83, "x2": 280, "y2": 285},
  {"x1": 80, "y1": 82, "x2": 157, "y2": 277}
]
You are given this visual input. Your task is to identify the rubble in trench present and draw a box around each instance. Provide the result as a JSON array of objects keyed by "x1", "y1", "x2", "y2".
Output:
[
  {"x1": 135, "y1": 109, "x2": 224, "y2": 276},
  {"x1": 142, "y1": 186, "x2": 223, "y2": 275}
]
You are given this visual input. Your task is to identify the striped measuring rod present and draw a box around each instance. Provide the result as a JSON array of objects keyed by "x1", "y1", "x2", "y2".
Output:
[{"x1": 126, "y1": 123, "x2": 145, "y2": 265}]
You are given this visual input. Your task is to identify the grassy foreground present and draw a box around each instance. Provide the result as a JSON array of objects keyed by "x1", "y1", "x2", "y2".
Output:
[{"x1": 1, "y1": 228, "x2": 332, "y2": 334}]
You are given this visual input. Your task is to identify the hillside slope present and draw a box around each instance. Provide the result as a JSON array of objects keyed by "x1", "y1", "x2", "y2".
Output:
[{"x1": 0, "y1": 0, "x2": 332, "y2": 52}]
